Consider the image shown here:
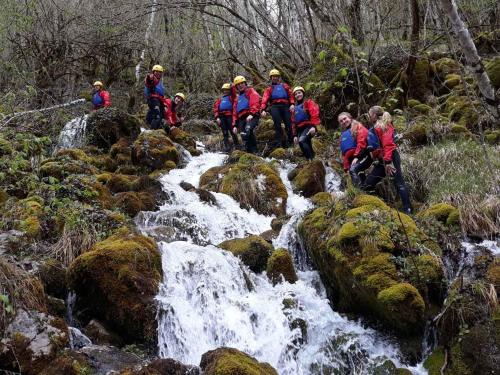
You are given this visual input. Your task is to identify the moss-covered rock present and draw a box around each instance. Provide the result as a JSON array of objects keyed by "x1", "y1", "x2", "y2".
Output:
[
  {"x1": 68, "y1": 229, "x2": 162, "y2": 345},
  {"x1": 485, "y1": 129, "x2": 500, "y2": 145},
  {"x1": 311, "y1": 192, "x2": 333, "y2": 206},
  {"x1": 131, "y1": 130, "x2": 179, "y2": 172},
  {"x1": 219, "y1": 235, "x2": 273, "y2": 273},
  {"x1": 485, "y1": 56, "x2": 500, "y2": 89},
  {"x1": 434, "y1": 58, "x2": 461, "y2": 81},
  {"x1": 40, "y1": 158, "x2": 98, "y2": 180},
  {"x1": 290, "y1": 160, "x2": 326, "y2": 198},
  {"x1": 445, "y1": 95, "x2": 479, "y2": 129},
  {"x1": 269, "y1": 147, "x2": 288, "y2": 160},
  {"x1": 37, "y1": 259, "x2": 67, "y2": 299},
  {"x1": 86, "y1": 108, "x2": 142, "y2": 150},
  {"x1": 266, "y1": 248, "x2": 298, "y2": 285},
  {"x1": 444, "y1": 73, "x2": 461, "y2": 89},
  {"x1": 200, "y1": 347, "x2": 278, "y2": 375},
  {"x1": 403, "y1": 121, "x2": 429, "y2": 146},
  {"x1": 113, "y1": 191, "x2": 156, "y2": 217},
  {"x1": 168, "y1": 126, "x2": 197, "y2": 154},
  {"x1": 419, "y1": 203, "x2": 459, "y2": 227},
  {"x1": 0, "y1": 136, "x2": 13, "y2": 156}
]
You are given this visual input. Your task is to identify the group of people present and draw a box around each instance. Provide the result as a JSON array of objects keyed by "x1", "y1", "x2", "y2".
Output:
[
  {"x1": 339, "y1": 107, "x2": 412, "y2": 214},
  {"x1": 213, "y1": 69, "x2": 320, "y2": 159},
  {"x1": 91, "y1": 66, "x2": 411, "y2": 213}
]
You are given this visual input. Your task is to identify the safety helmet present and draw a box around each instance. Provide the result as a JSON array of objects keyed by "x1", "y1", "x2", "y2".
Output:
[
  {"x1": 93, "y1": 81, "x2": 103, "y2": 87},
  {"x1": 175, "y1": 93, "x2": 186, "y2": 101},
  {"x1": 269, "y1": 69, "x2": 281, "y2": 77},
  {"x1": 293, "y1": 86, "x2": 305, "y2": 94},
  {"x1": 221, "y1": 83, "x2": 231, "y2": 90},
  {"x1": 152, "y1": 64, "x2": 164, "y2": 73},
  {"x1": 233, "y1": 76, "x2": 246, "y2": 85}
]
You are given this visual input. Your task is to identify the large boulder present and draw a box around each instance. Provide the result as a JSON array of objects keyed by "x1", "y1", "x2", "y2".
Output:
[
  {"x1": 120, "y1": 358, "x2": 200, "y2": 375},
  {"x1": 200, "y1": 347, "x2": 278, "y2": 375},
  {"x1": 199, "y1": 151, "x2": 287, "y2": 216},
  {"x1": 266, "y1": 248, "x2": 298, "y2": 285},
  {"x1": 86, "y1": 108, "x2": 142, "y2": 150},
  {"x1": 168, "y1": 127, "x2": 197, "y2": 155},
  {"x1": 289, "y1": 160, "x2": 326, "y2": 198},
  {"x1": 68, "y1": 230, "x2": 162, "y2": 345},
  {"x1": 219, "y1": 235, "x2": 273, "y2": 273},
  {"x1": 131, "y1": 130, "x2": 179, "y2": 173},
  {"x1": 0, "y1": 309, "x2": 69, "y2": 375}
]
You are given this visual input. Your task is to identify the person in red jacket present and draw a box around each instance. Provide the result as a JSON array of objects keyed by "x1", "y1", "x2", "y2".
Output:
[
  {"x1": 291, "y1": 87, "x2": 320, "y2": 160},
  {"x1": 338, "y1": 112, "x2": 372, "y2": 187},
  {"x1": 261, "y1": 69, "x2": 295, "y2": 148},
  {"x1": 91, "y1": 81, "x2": 111, "y2": 110},
  {"x1": 232, "y1": 75, "x2": 261, "y2": 154},
  {"x1": 163, "y1": 93, "x2": 186, "y2": 132},
  {"x1": 364, "y1": 106, "x2": 412, "y2": 214},
  {"x1": 214, "y1": 83, "x2": 239, "y2": 151},
  {"x1": 144, "y1": 64, "x2": 166, "y2": 130}
]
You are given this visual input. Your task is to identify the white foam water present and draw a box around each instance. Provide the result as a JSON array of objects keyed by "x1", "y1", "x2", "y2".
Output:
[{"x1": 56, "y1": 115, "x2": 88, "y2": 150}]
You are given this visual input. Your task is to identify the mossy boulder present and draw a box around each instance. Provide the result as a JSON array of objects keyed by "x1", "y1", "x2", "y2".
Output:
[
  {"x1": 200, "y1": 347, "x2": 278, "y2": 375},
  {"x1": 37, "y1": 259, "x2": 68, "y2": 299},
  {"x1": 113, "y1": 191, "x2": 156, "y2": 217},
  {"x1": 444, "y1": 73, "x2": 461, "y2": 89},
  {"x1": 219, "y1": 235, "x2": 273, "y2": 273},
  {"x1": 485, "y1": 129, "x2": 500, "y2": 145},
  {"x1": 200, "y1": 152, "x2": 287, "y2": 216},
  {"x1": 419, "y1": 203, "x2": 459, "y2": 227},
  {"x1": 68, "y1": 230, "x2": 162, "y2": 345},
  {"x1": 269, "y1": 147, "x2": 288, "y2": 160},
  {"x1": 311, "y1": 192, "x2": 333, "y2": 206},
  {"x1": 40, "y1": 158, "x2": 98, "y2": 180},
  {"x1": 485, "y1": 56, "x2": 500, "y2": 89},
  {"x1": 86, "y1": 108, "x2": 142, "y2": 150},
  {"x1": 445, "y1": 95, "x2": 479, "y2": 129},
  {"x1": 168, "y1": 126, "x2": 197, "y2": 154},
  {"x1": 290, "y1": 160, "x2": 326, "y2": 198},
  {"x1": 0, "y1": 136, "x2": 13, "y2": 156},
  {"x1": 266, "y1": 248, "x2": 298, "y2": 285},
  {"x1": 434, "y1": 58, "x2": 461, "y2": 81},
  {"x1": 131, "y1": 130, "x2": 179, "y2": 172}
]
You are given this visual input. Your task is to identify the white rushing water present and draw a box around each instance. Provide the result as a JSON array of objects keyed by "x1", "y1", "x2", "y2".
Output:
[
  {"x1": 56, "y1": 115, "x2": 88, "y2": 149},
  {"x1": 140, "y1": 150, "x2": 426, "y2": 374}
]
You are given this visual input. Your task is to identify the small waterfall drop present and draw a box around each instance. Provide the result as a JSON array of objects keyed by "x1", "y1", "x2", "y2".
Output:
[
  {"x1": 142, "y1": 151, "x2": 426, "y2": 374},
  {"x1": 56, "y1": 115, "x2": 88, "y2": 150}
]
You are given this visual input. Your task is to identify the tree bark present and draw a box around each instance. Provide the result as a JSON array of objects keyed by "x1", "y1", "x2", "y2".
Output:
[
  {"x1": 439, "y1": 0, "x2": 499, "y2": 121},
  {"x1": 404, "y1": 0, "x2": 420, "y2": 104}
]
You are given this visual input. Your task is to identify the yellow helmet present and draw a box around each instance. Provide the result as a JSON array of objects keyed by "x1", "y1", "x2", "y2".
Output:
[
  {"x1": 221, "y1": 83, "x2": 231, "y2": 90},
  {"x1": 93, "y1": 81, "x2": 103, "y2": 87},
  {"x1": 175, "y1": 93, "x2": 186, "y2": 101},
  {"x1": 269, "y1": 69, "x2": 281, "y2": 77},
  {"x1": 233, "y1": 76, "x2": 246, "y2": 85},
  {"x1": 152, "y1": 64, "x2": 164, "y2": 72},
  {"x1": 293, "y1": 86, "x2": 305, "y2": 94}
]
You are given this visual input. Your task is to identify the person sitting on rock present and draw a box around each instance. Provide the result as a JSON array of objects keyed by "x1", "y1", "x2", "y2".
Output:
[
  {"x1": 291, "y1": 87, "x2": 320, "y2": 160},
  {"x1": 144, "y1": 64, "x2": 166, "y2": 130},
  {"x1": 232, "y1": 75, "x2": 261, "y2": 154},
  {"x1": 338, "y1": 112, "x2": 371, "y2": 188},
  {"x1": 260, "y1": 69, "x2": 294, "y2": 148},
  {"x1": 214, "y1": 83, "x2": 239, "y2": 152},
  {"x1": 91, "y1": 81, "x2": 111, "y2": 110},
  {"x1": 163, "y1": 93, "x2": 186, "y2": 132},
  {"x1": 363, "y1": 106, "x2": 412, "y2": 214}
]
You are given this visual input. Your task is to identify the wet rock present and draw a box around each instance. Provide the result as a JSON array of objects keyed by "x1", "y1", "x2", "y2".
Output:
[
  {"x1": 37, "y1": 259, "x2": 67, "y2": 299},
  {"x1": 169, "y1": 127, "x2": 197, "y2": 155},
  {"x1": 266, "y1": 248, "x2": 298, "y2": 285},
  {"x1": 69, "y1": 326, "x2": 92, "y2": 349},
  {"x1": 180, "y1": 181, "x2": 196, "y2": 191},
  {"x1": 132, "y1": 130, "x2": 180, "y2": 172},
  {"x1": 219, "y1": 235, "x2": 273, "y2": 273},
  {"x1": 270, "y1": 216, "x2": 289, "y2": 232},
  {"x1": 0, "y1": 309, "x2": 69, "y2": 375},
  {"x1": 290, "y1": 160, "x2": 326, "y2": 198},
  {"x1": 79, "y1": 345, "x2": 144, "y2": 374},
  {"x1": 121, "y1": 358, "x2": 200, "y2": 375},
  {"x1": 195, "y1": 188, "x2": 217, "y2": 205},
  {"x1": 68, "y1": 229, "x2": 162, "y2": 345},
  {"x1": 200, "y1": 347, "x2": 278, "y2": 375},
  {"x1": 259, "y1": 229, "x2": 278, "y2": 242},
  {"x1": 86, "y1": 108, "x2": 142, "y2": 151},
  {"x1": 84, "y1": 319, "x2": 123, "y2": 347}
]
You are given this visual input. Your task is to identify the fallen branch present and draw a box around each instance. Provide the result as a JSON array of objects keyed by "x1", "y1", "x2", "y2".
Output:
[{"x1": 0, "y1": 99, "x2": 86, "y2": 128}]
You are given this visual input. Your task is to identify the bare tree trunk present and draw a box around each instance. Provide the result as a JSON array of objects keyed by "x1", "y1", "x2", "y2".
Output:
[
  {"x1": 404, "y1": 0, "x2": 420, "y2": 104},
  {"x1": 439, "y1": 0, "x2": 499, "y2": 121},
  {"x1": 135, "y1": 0, "x2": 158, "y2": 82},
  {"x1": 348, "y1": 0, "x2": 363, "y2": 43}
]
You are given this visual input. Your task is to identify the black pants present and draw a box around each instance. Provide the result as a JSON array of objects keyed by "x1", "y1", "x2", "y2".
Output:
[
  {"x1": 349, "y1": 155, "x2": 373, "y2": 188},
  {"x1": 270, "y1": 103, "x2": 293, "y2": 147},
  {"x1": 297, "y1": 126, "x2": 315, "y2": 160},
  {"x1": 146, "y1": 97, "x2": 165, "y2": 130},
  {"x1": 364, "y1": 150, "x2": 412, "y2": 213},
  {"x1": 236, "y1": 114, "x2": 260, "y2": 154},
  {"x1": 220, "y1": 115, "x2": 239, "y2": 151}
]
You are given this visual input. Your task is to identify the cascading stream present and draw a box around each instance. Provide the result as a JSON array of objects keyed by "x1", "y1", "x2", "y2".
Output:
[
  {"x1": 56, "y1": 115, "x2": 88, "y2": 150},
  {"x1": 138, "y1": 150, "x2": 427, "y2": 374}
]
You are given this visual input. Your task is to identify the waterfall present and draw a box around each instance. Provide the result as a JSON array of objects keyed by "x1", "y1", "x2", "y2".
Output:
[
  {"x1": 56, "y1": 115, "x2": 88, "y2": 150},
  {"x1": 141, "y1": 151, "x2": 427, "y2": 374}
]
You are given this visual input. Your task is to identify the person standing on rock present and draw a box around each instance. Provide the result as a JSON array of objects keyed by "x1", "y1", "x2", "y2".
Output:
[
  {"x1": 91, "y1": 81, "x2": 111, "y2": 110},
  {"x1": 261, "y1": 69, "x2": 295, "y2": 149},
  {"x1": 291, "y1": 87, "x2": 320, "y2": 160},
  {"x1": 338, "y1": 112, "x2": 371, "y2": 187},
  {"x1": 232, "y1": 76, "x2": 261, "y2": 154},
  {"x1": 363, "y1": 106, "x2": 412, "y2": 214},
  {"x1": 163, "y1": 93, "x2": 186, "y2": 132},
  {"x1": 144, "y1": 64, "x2": 166, "y2": 130},
  {"x1": 214, "y1": 83, "x2": 239, "y2": 152}
]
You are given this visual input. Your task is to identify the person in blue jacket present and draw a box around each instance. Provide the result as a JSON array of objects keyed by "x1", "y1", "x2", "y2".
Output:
[{"x1": 144, "y1": 64, "x2": 166, "y2": 130}]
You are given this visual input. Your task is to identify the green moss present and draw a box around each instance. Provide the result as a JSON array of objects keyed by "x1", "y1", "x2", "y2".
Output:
[
  {"x1": 311, "y1": 192, "x2": 333, "y2": 206},
  {"x1": 113, "y1": 191, "x2": 156, "y2": 217},
  {"x1": 419, "y1": 203, "x2": 459, "y2": 226},
  {"x1": 291, "y1": 160, "x2": 326, "y2": 198},
  {"x1": 352, "y1": 194, "x2": 388, "y2": 209},
  {"x1": 407, "y1": 99, "x2": 421, "y2": 108},
  {"x1": 19, "y1": 215, "x2": 41, "y2": 237},
  {"x1": 338, "y1": 222, "x2": 361, "y2": 243},
  {"x1": 269, "y1": 148, "x2": 287, "y2": 160},
  {"x1": 168, "y1": 127, "x2": 196, "y2": 152},
  {"x1": 424, "y1": 347, "x2": 445, "y2": 375},
  {"x1": 444, "y1": 73, "x2": 461, "y2": 89},
  {"x1": 202, "y1": 347, "x2": 278, "y2": 375},
  {"x1": 377, "y1": 283, "x2": 425, "y2": 333},
  {"x1": 413, "y1": 104, "x2": 432, "y2": 115},
  {"x1": 434, "y1": 58, "x2": 460, "y2": 79},
  {"x1": 485, "y1": 56, "x2": 500, "y2": 89},
  {"x1": 219, "y1": 235, "x2": 273, "y2": 273},
  {"x1": 266, "y1": 248, "x2": 298, "y2": 285},
  {"x1": 68, "y1": 230, "x2": 162, "y2": 344},
  {"x1": 132, "y1": 130, "x2": 179, "y2": 172},
  {"x1": 0, "y1": 137, "x2": 13, "y2": 156},
  {"x1": 404, "y1": 122, "x2": 429, "y2": 146},
  {"x1": 353, "y1": 253, "x2": 398, "y2": 293},
  {"x1": 484, "y1": 129, "x2": 500, "y2": 145},
  {"x1": 54, "y1": 148, "x2": 89, "y2": 162},
  {"x1": 40, "y1": 159, "x2": 98, "y2": 180}
]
